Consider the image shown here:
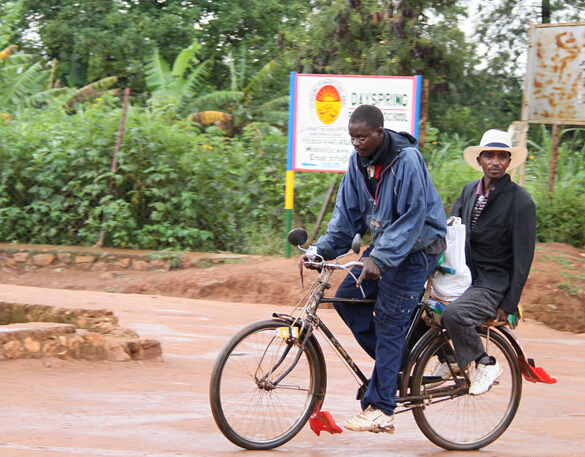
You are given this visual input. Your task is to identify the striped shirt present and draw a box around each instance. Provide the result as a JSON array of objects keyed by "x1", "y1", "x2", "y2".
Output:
[{"x1": 470, "y1": 179, "x2": 493, "y2": 230}]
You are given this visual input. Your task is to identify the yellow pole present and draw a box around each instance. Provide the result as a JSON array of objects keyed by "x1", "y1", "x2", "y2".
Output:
[{"x1": 285, "y1": 170, "x2": 294, "y2": 257}]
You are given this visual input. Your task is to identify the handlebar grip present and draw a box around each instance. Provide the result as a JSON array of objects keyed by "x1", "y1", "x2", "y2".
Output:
[{"x1": 438, "y1": 266, "x2": 456, "y2": 275}]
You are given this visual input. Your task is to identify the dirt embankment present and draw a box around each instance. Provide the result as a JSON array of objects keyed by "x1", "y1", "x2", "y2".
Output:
[{"x1": 1, "y1": 242, "x2": 583, "y2": 334}]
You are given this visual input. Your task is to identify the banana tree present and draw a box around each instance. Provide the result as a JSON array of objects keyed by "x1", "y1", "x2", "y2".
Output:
[
  {"x1": 0, "y1": 1, "x2": 49, "y2": 112},
  {"x1": 190, "y1": 50, "x2": 289, "y2": 134},
  {"x1": 145, "y1": 41, "x2": 211, "y2": 113}
]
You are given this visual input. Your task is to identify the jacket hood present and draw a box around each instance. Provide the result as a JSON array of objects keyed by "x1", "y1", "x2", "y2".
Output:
[{"x1": 392, "y1": 129, "x2": 418, "y2": 149}]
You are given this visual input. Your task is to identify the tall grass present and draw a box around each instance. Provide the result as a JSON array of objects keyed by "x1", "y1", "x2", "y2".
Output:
[
  {"x1": 524, "y1": 125, "x2": 585, "y2": 246},
  {"x1": 423, "y1": 132, "x2": 481, "y2": 214}
]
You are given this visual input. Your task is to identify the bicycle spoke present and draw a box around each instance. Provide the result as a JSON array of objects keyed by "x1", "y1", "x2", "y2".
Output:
[
  {"x1": 411, "y1": 329, "x2": 521, "y2": 450},
  {"x1": 210, "y1": 320, "x2": 322, "y2": 450}
]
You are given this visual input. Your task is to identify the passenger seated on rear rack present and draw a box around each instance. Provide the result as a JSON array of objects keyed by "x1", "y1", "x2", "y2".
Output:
[
  {"x1": 302, "y1": 104, "x2": 447, "y2": 434},
  {"x1": 437, "y1": 129, "x2": 536, "y2": 395}
]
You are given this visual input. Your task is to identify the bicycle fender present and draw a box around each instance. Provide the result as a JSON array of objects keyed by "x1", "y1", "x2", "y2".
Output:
[
  {"x1": 490, "y1": 326, "x2": 525, "y2": 358},
  {"x1": 309, "y1": 335, "x2": 327, "y2": 399},
  {"x1": 491, "y1": 326, "x2": 557, "y2": 384}
]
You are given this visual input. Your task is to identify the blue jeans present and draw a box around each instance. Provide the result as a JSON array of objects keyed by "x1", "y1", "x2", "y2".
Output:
[{"x1": 334, "y1": 246, "x2": 437, "y2": 415}]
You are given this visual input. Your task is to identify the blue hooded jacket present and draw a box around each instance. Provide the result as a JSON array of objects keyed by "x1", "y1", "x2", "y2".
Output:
[{"x1": 315, "y1": 129, "x2": 446, "y2": 271}]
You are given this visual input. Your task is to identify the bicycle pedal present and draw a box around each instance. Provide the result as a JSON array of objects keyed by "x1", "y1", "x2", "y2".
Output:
[{"x1": 371, "y1": 426, "x2": 395, "y2": 434}]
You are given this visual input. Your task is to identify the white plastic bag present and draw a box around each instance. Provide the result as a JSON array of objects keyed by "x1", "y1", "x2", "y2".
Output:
[{"x1": 431, "y1": 217, "x2": 472, "y2": 302}]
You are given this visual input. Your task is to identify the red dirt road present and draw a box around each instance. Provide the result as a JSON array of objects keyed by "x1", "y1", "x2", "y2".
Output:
[{"x1": 0, "y1": 284, "x2": 583, "y2": 457}]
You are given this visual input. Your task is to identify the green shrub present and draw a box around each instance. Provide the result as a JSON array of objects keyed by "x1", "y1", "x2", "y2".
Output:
[
  {"x1": 0, "y1": 101, "x2": 339, "y2": 254},
  {"x1": 524, "y1": 125, "x2": 585, "y2": 247},
  {"x1": 0, "y1": 104, "x2": 583, "y2": 253},
  {"x1": 530, "y1": 184, "x2": 585, "y2": 247}
]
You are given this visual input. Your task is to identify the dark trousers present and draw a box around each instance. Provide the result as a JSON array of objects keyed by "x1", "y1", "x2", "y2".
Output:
[
  {"x1": 441, "y1": 286, "x2": 503, "y2": 368},
  {"x1": 334, "y1": 246, "x2": 437, "y2": 415}
]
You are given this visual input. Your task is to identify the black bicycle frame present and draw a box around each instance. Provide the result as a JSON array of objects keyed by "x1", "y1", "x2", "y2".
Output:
[{"x1": 273, "y1": 293, "x2": 466, "y2": 405}]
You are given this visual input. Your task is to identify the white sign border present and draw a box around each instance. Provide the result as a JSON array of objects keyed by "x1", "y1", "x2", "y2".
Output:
[{"x1": 288, "y1": 73, "x2": 422, "y2": 173}]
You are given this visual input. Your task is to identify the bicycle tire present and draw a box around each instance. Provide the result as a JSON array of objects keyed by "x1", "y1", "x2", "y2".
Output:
[
  {"x1": 209, "y1": 319, "x2": 325, "y2": 450},
  {"x1": 411, "y1": 327, "x2": 522, "y2": 450}
]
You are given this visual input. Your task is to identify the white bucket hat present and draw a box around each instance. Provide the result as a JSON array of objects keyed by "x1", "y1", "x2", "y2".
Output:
[{"x1": 463, "y1": 129, "x2": 528, "y2": 172}]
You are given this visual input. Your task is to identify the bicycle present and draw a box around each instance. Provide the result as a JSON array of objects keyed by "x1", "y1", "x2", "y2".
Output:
[{"x1": 209, "y1": 228, "x2": 555, "y2": 451}]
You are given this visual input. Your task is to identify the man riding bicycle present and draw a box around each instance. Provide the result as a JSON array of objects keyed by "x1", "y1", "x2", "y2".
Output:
[{"x1": 302, "y1": 104, "x2": 446, "y2": 434}]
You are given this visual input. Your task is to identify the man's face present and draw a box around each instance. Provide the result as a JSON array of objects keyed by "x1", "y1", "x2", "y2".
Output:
[
  {"x1": 477, "y1": 150, "x2": 511, "y2": 181},
  {"x1": 348, "y1": 122, "x2": 384, "y2": 158}
]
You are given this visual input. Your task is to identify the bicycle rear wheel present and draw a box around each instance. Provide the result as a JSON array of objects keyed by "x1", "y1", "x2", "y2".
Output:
[
  {"x1": 411, "y1": 328, "x2": 521, "y2": 450},
  {"x1": 209, "y1": 319, "x2": 324, "y2": 450}
]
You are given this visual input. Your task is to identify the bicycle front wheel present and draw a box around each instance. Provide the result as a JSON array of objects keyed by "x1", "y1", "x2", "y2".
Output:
[
  {"x1": 209, "y1": 319, "x2": 324, "y2": 450},
  {"x1": 411, "y1": 328, "x2": 522, "y2": 450}
]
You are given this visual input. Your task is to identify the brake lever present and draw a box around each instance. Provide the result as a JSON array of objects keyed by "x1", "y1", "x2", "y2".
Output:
[
  {"x1": 299, "y1": 261, "x2": 304, "y2": 288},
  {"x1": 340, "y1": 264, "x2": 366, "y2": 298}
]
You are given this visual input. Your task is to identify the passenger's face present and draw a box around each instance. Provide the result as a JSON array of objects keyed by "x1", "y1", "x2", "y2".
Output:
[
  {"x1": 477, "y1": 150, "x2": 511, "y2": 181},
  {"x1": 348, "y1": 122, "x2": 384, "y2": 158}
]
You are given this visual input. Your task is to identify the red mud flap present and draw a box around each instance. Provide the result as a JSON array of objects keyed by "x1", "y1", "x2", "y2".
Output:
[
  {"x1": 309, "y1": 410, "x2": 343, "y2": 436},
  {"x1": 519, "y1": 356, "x2": 557, "y2": 384}
]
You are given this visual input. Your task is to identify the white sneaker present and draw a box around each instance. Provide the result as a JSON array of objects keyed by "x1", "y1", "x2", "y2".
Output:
[
  {"x1": 426, "y1": 360, "x2": 462, "y2": 388},
  {"x1": 431, "y1": 361, "x2": 461, "y2": 379},
  {"x1": 469, "y1": 360, "x2": 503, "y2": 395},
  {"x1": 343, "y1": 406, "x2": 395, "y2": 434}
]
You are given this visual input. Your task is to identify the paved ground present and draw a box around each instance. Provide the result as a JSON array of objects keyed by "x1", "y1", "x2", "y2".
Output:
[{"x1": 0, "y1": 284, "x2": 584, "y2": 457}]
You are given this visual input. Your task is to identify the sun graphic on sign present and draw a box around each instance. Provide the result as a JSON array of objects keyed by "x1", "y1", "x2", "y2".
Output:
[{"x1": 315, "y1": 85, "x2": 341, "y2": 124}]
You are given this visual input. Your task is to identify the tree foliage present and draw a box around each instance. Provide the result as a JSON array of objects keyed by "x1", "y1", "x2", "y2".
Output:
[
  {"x1": 15, "y1": 0, "x2": 571, "y2": 140},
  {"x1": 192, "y1": 0, "x2": 312, "y2": 85},
  {"x1": 18, "y1": 0, "x2": 202, "y2": 90},
  {"x1": 474, "y1": 0, "x2": 585, "y2": 78},
  {"x1": 284, "y1": 1, "x2": 471, "y2": 78},
  {"x1": 1, "y1": 0, "x2": 584, "y2": 253},
  {"x1": 0, "y1": 0, "x2": 52, "y2": 112}
]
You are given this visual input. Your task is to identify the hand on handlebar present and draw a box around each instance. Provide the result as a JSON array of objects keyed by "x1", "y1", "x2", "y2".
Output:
[
  {"x1": 299, "y1": 245, "x2": 323, "y2": 271},
  {"x1": 299, "y1": 253, "x2": 323, "y2": 271},
  {"x1": 356, "y1": 257, "x2": 381, "y2": 286}
]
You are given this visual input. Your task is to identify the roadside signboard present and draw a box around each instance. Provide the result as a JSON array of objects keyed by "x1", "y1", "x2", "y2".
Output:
[
  {"x1": 523, "y1": 22, "x2": 585, "y2": 124},
  {"x1": 288, "y1": 73, "x2": 422, "y2": 173},
  {"x1": 284, "y1": 73, "x2": 422, "y2": 256}
]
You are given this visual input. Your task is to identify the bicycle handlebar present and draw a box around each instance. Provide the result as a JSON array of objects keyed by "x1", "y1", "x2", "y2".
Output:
[{"x1": 301, "y1": 260, "x2": 364, "y2": 271}]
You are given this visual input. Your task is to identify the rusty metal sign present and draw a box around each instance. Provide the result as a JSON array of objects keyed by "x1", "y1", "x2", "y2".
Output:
[{"x1": 522, "y1": 22, "x2": 585, "y2": 124}]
